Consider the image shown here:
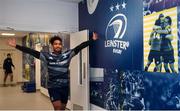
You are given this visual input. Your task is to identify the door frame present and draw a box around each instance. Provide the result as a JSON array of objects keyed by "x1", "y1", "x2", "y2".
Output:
[{"x1": 70, "y1": 30, "x2": 90, "y2": 110}]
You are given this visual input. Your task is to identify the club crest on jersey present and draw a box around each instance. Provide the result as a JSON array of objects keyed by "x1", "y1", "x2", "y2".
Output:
[{"x1": 49, "y1": 57, "x2": 53, "y2": 60}]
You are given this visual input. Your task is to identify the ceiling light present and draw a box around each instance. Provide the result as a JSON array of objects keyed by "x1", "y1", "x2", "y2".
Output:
[{"x1": 1, "y1": 33, "x2": 15, "y2": 36}]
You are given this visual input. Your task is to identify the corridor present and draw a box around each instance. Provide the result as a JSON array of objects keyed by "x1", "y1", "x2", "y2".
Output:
[{"x1": 0, "y1": 85, "x2": 53, "y2": 110}]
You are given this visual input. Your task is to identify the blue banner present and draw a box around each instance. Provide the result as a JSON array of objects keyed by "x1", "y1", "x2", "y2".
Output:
[{"x1": 79, "y1": 0, "x2": 143, "y2": 70}]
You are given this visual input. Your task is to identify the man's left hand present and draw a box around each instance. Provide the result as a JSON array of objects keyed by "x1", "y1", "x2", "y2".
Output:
[{"x1": 92, "y1": 32, "x2": 98, "y2": 40}]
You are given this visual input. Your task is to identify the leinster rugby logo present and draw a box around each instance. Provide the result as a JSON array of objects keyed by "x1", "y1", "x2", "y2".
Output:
[
  {"x1": 105, "y1": 14, "x2": 127, "y2": 39},
  {"x1": 87, "y1": 0, "x2": 99, "y2": 14},
  {"x1": 104, "y1": 2, "x2": 129, "y2": 55}
]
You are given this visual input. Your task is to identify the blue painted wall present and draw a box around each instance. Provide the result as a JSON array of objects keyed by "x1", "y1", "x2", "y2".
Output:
[{"x1": 79, "y1": 0, "x2": 180, "y2": 110}]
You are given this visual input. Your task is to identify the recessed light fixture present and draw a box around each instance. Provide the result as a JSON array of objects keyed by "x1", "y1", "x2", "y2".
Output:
[{"x1": 1, "y1": 33, "x2": 15, "y2": 36}]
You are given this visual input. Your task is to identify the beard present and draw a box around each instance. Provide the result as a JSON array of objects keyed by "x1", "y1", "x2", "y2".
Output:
[{"x1": 53, "y1": 48, "x2": 62, "y2": 53}]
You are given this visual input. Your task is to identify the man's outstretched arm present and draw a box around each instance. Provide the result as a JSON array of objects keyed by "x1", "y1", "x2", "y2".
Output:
[
  {"x1": 16, "y1": 45, "x2": 40, "y2": 59},
  {"x1": 8, "y1": 38, "x2": 40, "y2": 59},
  {"x1": 73, "y1": 32, "x2": 98, "y2": 55}
]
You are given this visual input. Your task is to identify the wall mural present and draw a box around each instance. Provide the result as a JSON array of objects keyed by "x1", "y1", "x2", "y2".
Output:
[
  {"x1": 79, "y1": 0, "x2": 143, "y2": 110},
  {"x1": 79, "y1": 0, "x2": 143, "y2": 70},
  {"x1": 22, "y1": 33, "x2": 35, "y2": 81},
  {"x1": 79, "y1": 0, "x2": 180, "y2": 110},
  {"x1": 144, "y1": 72, "x2": 180, "y2": 110},
  {"x1": 144, "y1": 7, "x2": 178, "y2": 73},
  {"x1": 90, "y1": 69, "x2": 144, "y2": 110}
]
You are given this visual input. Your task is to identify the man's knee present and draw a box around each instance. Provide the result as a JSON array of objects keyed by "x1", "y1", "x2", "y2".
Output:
[
  {"x1": 4, "y1": 74, "x2": 8, "y2": 79},
  {"x1": 52, "y1": 101, "x2": 66, "y2": 110}
]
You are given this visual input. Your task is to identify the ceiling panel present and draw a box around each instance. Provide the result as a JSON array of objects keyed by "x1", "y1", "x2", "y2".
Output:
[{"x1": 58, "y1": 0, "x2": 83, "y2": 3}]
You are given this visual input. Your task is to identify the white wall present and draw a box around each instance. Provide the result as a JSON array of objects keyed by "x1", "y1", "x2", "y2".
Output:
[
  {"x1": 0, "y1": 38, "x2": 23, "y2": 83},
  {"x1": 0, "y1": 0, "x2": 78, "y2": 32}
]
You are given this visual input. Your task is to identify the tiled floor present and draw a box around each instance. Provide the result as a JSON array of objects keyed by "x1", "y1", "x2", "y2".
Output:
[{"x1": 0, "y1": 85, "x2": 53, "y2": 110}]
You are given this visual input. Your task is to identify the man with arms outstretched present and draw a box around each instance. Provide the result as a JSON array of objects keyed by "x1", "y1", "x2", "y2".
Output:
[{"x1": 7, "y1": 32, "x2": 98, "y2": 110}]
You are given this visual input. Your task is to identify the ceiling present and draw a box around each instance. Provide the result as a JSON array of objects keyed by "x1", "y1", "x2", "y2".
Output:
[
  {"x1": 0, "y1": 30, "x2": 29, "y2": 38},
  {"x1": 59, "y1": 0, "x2": 83, "y2": 3},
  {"x1": 0, "y1": 0, "x2": 83, "y2": 38}
]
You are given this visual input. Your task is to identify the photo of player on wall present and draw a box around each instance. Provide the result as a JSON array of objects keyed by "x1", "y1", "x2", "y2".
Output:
[{"x1": 144, "y1": 7, "x2": 178, "y2": 73}]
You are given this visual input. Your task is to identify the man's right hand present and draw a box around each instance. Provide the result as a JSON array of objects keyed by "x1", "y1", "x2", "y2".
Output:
[{"x1": 8, "y1": 38, "x2": 16, "y2": 47}]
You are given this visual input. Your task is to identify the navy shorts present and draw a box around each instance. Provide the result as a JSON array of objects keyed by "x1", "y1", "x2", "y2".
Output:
[
  {"x1": 162, "y1": 50, "x2": 175, "y2": 63},
  {"x1": 5, "y1": 70, "x2": 13, "y2": 74},
  {"x1": 148, "y1": 50, "x2": 161, "y2": 64},
  {"x1": 48, "y1": 87, "x2": 69, "y2": 104}
]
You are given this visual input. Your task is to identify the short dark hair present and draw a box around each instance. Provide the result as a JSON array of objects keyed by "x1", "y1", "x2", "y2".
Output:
[
  {"x1": 165, "y1": 16, "x2": 172, "y2": 25},
  {"x1": 7, "y1": 53, "x2": 11, "y2": 56},
  {"x1": 159, "y1": 13, "x2": 164, "y2": 18},
  {"x1": 49, "y1": 36, "x2": 62, "y2": 45}
]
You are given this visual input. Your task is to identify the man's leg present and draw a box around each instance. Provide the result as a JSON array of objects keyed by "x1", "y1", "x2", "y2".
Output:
[
  {"x1": 145, "y1": 50, "x2": 153, "y2": 71},
  {"x1": 3, "y1": 74, "x2": 8, "y2": 86},
  {"x1": 169, "y1": 51, "x2": 176, "y2": 73},
  {"x1": 154, "y1": 59, "x2": 162, "y2": 72},
  {"x1": 48, "y1": 88, "x2": 68, "y2": 110},
  {"x1": 145, "y1": 61, "x2": 152, "y2": 71},
  {"x1": 52, "y1": 100, "x2": 66, "y2": 110},
  {"x1": 164, "y1": 63, "x2": 170, "y2": 73},
  {"x1": 10, "y1": 73, "x2": 13, "y2": 86},
  {"x1": 169, "y1": 63, "x2": 177, "y2": 73}
]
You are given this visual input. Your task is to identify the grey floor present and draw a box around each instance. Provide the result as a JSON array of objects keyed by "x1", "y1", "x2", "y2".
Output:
[{"x1": 0, "y1": 84, "x2": 54, "y2": 110}]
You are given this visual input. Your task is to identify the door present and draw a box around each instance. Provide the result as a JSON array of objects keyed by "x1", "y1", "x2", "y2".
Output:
[{"x1": 70, "y1": 30, "x2": 89, "y2": 110}]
